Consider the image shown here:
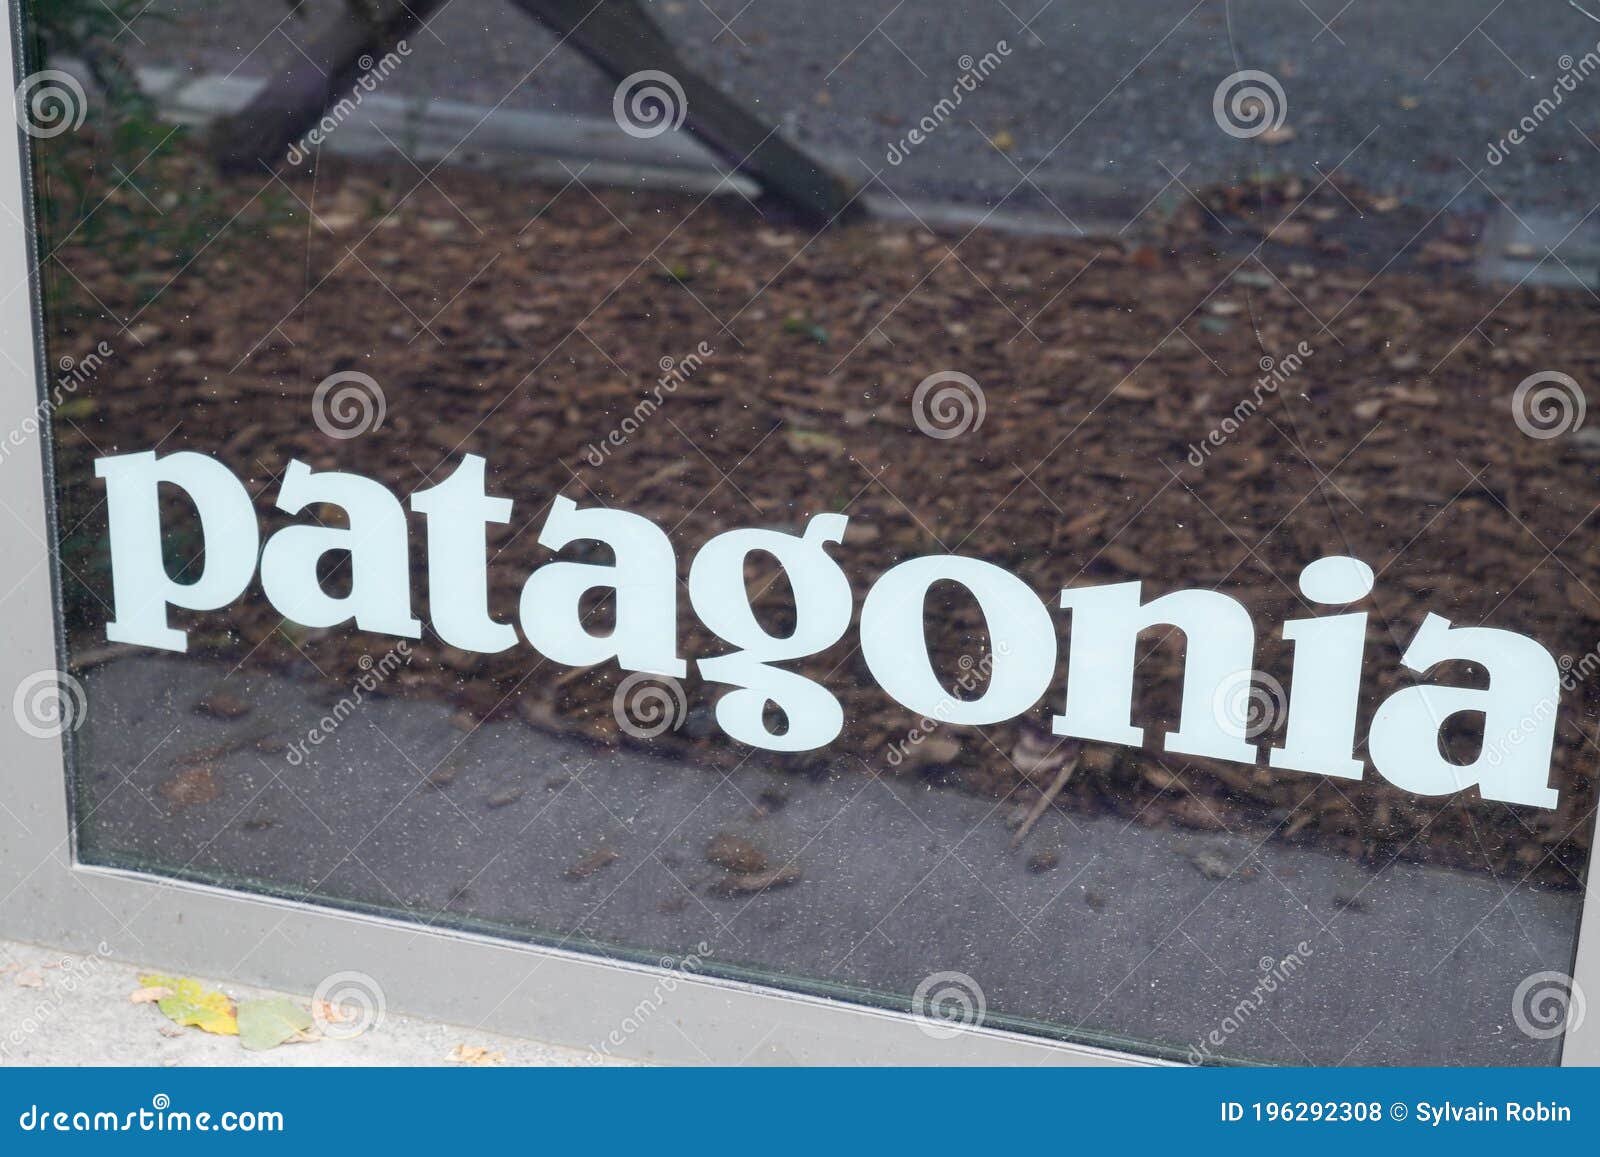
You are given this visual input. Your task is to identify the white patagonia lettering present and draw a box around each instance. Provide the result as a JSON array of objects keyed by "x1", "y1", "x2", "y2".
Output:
[{"x1": 93, "y1": 449, "x2": 1565, "y2": 810}]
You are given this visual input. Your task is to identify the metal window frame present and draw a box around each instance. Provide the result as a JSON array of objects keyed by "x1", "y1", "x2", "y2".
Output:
[{"x1": 0, "y1": 3, "x2": 1592, "y2": 1067}]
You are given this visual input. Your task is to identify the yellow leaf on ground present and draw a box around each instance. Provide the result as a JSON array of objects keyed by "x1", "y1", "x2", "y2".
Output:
[{"x1": 138, "y1": 973, "x2": 238, "y2": 1036}]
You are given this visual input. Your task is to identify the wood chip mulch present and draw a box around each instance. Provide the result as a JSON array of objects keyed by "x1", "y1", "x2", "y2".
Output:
[{"x1": 40, "y1": 145, "x2": 1600, "y2": 889}]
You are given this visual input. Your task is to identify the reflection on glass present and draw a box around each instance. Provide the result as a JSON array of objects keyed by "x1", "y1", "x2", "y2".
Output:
[{"x1": 28, "y1": 0, "x2": 1600, "y2": 1064}]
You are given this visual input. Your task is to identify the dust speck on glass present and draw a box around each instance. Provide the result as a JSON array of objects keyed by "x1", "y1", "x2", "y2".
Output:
[{"x1": 22, "y1": 0, "x2": 1600, "y2": 1064}]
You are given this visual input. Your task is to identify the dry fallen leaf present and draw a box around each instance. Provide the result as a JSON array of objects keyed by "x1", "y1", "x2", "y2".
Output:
[
  {"x1": 313, "y1": 999, "x2": 356, "y2": 1025},
  {"x1": 158, "y1": 766, "x2": 220, "y2": 809},
  {"x1": 194, "y1": 691, "x2": 251, "y2": 719},
  {"x1": 15, "y1": 969, "x2": 44, "y2": 989},
  {"x1": 563, "y1": 847, "x2": 619, "y2": 881},
  {"x1": 708, "y1": 864, "x2": 802, "y2": 898},
  {"x1": 448, "y1": 1043, "x2": 504, "y2": 1066},
  {"x1": 129, "y1": 985, "x2": 173, "y2": 1004},
  {"x1": 705, "y1": 832, "x2": 768, "y2": 874}
]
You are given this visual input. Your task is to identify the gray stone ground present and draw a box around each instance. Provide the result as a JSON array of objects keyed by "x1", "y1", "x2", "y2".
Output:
[{"x1": 0, "y1": 937, "x2": 623, "y2": 1066}]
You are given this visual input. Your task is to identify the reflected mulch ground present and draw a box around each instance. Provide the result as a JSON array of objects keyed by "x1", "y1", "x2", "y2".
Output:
[{"x1": 43, "y1": 145, "x2": 1600, "y2": 889}]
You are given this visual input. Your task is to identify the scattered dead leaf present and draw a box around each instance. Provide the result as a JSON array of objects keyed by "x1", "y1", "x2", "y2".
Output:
[
  {"x1": 448, "y1": 1043, "x2": 505, "y2": 1066},
  {"x1": 705, "y1": 832, "x2": 768, "y2": 874},
  {"x1": 194, "y1": 691, "x2": 251, "y2": 719},
  {"x1": 709, "y1": 864, "x2": 801, "y2": 897},
  {"x1": 485, "y1": 787, "x2": 524, "y2": 809},
  {"x1": 564, "y1": 847, "x2": 619, "y2": 881},
  {"x1": 158, "y1": 766, "x2": 220, "y2": 809}
]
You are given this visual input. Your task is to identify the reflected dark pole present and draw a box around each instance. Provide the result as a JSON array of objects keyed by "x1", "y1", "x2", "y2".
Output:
[
  {"x1": 210, "y1": 0, "x2": 862, "y2": 228},
  {"x1": 508, "y1": 0, "x2": 861, "y2": 226}
]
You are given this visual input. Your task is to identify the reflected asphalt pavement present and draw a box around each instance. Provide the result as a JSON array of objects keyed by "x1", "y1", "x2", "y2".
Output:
[
  {"x1": 75, "y1": 656, "x2": 1577, "y2": 1067},
  {"x1": 142, "y1": 0, "x2": 1600, "y2": 219}
]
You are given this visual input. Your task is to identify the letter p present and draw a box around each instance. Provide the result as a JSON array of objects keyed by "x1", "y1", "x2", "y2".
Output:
[{"x1": 96, "y1": 451, "x2": 259, "y2": 651}]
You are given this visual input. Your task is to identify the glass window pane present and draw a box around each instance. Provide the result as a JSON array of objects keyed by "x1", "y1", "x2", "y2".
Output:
[{"x1": 27, "y1": 0, "x2": 1598, "y2": 1064}]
